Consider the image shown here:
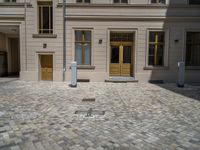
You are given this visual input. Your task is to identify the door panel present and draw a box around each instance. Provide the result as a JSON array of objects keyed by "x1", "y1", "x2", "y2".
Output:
[
  {"x1": 110, "y1": 46, "x2": 120, "y2": 76},
  {"x1": 121, "y1": 46, "x2": 132, "y2": 76},
  {"x1": 111, "y1": 46, "x2": 119, "y2": 63},
  {"x1": 40, "y1": 55, "x2": 53, "y2": 81},
  {"x1": 120, "y1": 64, "x2": 131, "y2": 76},
  {"x1": 123, "y1": 46, "x2": 132, "y2": 64}
]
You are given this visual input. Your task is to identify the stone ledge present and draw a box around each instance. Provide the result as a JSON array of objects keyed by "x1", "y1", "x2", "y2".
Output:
[{"x1": 105, "y1": 77, "x2": 138, "y2": 83}]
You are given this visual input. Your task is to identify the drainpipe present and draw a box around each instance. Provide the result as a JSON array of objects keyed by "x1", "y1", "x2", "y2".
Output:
[
  {"x1": 63, "y1": 0, "x2": 66, "y2": 82},
  {"x1": 24, "y1": 0, "x2": 27, "y2": 71}
]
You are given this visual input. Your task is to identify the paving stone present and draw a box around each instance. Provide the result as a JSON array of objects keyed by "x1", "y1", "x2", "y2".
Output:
[
  {"x1": 34, "y1": 142, "x2": 46, "y2": 150},
  {"x1": 11, "y1": 145, "x2": 21, "y2": 150},
  {"x1": 0, "y1": 81, "x2": 200, "y2": 150}
]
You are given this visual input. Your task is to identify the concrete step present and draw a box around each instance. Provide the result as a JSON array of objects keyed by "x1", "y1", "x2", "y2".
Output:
[{"x1": 105, "y1": 77, "x2": 138, "y2": 83}]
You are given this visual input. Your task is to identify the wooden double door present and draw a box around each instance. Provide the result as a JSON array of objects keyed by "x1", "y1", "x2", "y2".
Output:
[
  {"x1": 40, "y1": 55, "x2": 53, "y2": 81},
  {"x1": 110, "y1": 43, "x2": 133, "y2": 76}
]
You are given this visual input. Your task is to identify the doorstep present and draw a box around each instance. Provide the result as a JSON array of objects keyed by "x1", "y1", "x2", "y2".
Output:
[{"x1": 105, "y1": 77, "x2": 138, "y2": 83}]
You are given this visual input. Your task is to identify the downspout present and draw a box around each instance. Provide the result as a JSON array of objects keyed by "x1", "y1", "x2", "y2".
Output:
[
  {"x1": 63, "y1": 0, "x2": 66, "y2": 81},
  {"x1": 24, "y1": 0, "x2": 27, "y2": 71}
]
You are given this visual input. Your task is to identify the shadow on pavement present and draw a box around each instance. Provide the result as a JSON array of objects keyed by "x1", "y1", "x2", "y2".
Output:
[{"x1": 153, "y1": 83, "x2": 200, "y2": 102}]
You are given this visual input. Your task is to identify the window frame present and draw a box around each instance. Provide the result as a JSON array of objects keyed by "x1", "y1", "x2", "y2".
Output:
[
  {"x1": 37, "y1": 1, "x2": 53, "y2": 35},
  {"x1": 74, "y1": 29, "x2": 93, "y2": 66},
  {"x1": 185, "y1": 31, "x2": 200, "y2": 67},
  {"x1": 146, "y1": 29, "x2": 169, "y2": 68}
]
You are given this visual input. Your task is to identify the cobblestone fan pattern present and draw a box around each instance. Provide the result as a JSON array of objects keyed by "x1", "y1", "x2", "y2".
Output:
[{"x1": 0, "y1": 81, "x2": 200, "y2": 150}]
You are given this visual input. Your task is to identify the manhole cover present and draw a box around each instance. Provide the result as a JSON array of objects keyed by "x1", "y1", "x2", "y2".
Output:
[
  {"x1": 0, "y1": 111, "x2": 5, "y2": 117},
  {"x1": 75, "y1": 108, "x2": 105, "y2": 117},
  {"x1": 12, "y1": 112, "x2": 41, "y2": 120}
]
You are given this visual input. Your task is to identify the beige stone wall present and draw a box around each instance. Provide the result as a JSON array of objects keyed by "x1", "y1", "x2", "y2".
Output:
[
  {"x1": 20, "y1": 0, "x2": 64, "y2": 81},
  {"x1": 1, "y1": 0, "x2": 200, "y2": 83},
  {"x1": 65, "y1": 20, "x2": 200, "y2": 83},
  {"x1": 63, "y1": 3, "x2": 200, "y2": 83}
]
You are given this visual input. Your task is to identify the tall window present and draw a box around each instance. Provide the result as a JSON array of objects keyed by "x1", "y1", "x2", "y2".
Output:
[
  {"x1": 186, "y1": 32, "x2": 200, "y2": 66},
  {"x1": 76, "y1": 0, "x2": 91, "y2": 3},
  {"x1": 151, "y1": 0, "x2": 166, "y2": 4},
  {"x1": 189, "y1": 0, "x2": 200, "y2": 4},
  {"x1": 38, "y1": 2, "x2": 53, "y2": 34},
  {"x1": 75, "y1": 30, "x2": 91, "y2": 65},
  {"x1": 113, "y1": 0, "x2": 128, "y2": 4},
  {"x1": 148, "y1": 31, "x2": 165, "y2": 66}
]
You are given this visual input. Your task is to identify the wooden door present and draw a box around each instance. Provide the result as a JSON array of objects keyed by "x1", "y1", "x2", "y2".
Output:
[
  {"x1": 110, "y1": 44, "x2": 132, "y2": 76},
  {"x1": 40, "y1": 55, "x2": 53, "y2": 81}
]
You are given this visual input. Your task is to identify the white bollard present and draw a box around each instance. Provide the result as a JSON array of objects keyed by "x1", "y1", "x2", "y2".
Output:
[
  {"x1": 71, "y1": 61, "x2": 77, "y2": 87},
  {"x1": 177, "y1": 61, "x2": 185, "y2": 88}
]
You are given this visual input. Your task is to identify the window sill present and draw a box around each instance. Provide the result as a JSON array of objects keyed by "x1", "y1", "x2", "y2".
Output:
[
  {"x1": 70, "y1": 65, "x2": 95, "y2": 70},
  {"x1": 144, "y1": 66, "x2": 169, "y2": 70},
  {"x1": 0, "y1": 3, "x2": 32, "y2": 7},
  {"x1": 32, "y1": 34, "x2": 57, "y2": 38},
  {"x1": 186, "y1": 66, "x2": 200, "y2": 70}
]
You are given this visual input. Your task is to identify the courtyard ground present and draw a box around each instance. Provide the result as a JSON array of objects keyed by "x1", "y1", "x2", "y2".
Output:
[{"x1": 0, "y1": 80, "x2": 200, "y2": 150}]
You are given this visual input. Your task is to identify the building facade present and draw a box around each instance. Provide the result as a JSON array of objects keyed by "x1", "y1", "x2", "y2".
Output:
[{"x1": 0, "y1": 0, "x2": 200, "y2": 82}]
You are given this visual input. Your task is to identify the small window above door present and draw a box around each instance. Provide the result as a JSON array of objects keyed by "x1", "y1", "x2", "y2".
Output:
[{"x1": 110, "y1": 32, "x2": 133, "y2": 42}]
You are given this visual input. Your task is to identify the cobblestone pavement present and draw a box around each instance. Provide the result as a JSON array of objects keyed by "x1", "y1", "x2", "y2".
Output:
[{"x1": 0, "y1": 81, "x2": 200, "y2": 150}]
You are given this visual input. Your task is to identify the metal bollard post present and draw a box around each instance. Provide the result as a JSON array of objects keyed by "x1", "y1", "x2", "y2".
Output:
[
  {"x1": 71, "y1": 61, "x2": 77, "y2": 87},
  {"x1": 177, "y1": 61, "x2": 185, "y2": 88}
]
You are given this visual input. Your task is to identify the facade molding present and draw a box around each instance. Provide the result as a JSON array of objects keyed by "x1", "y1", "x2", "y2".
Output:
[
  {"x1": 65, "y1": 15, "x2": 200, "y2": 21},
  {"x1": 57, "y1": 3, "x2": 200, "y2": 9}
]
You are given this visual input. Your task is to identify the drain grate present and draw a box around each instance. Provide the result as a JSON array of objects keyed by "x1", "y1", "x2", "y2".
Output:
[
  {"x1": 12, "y1": 112, "x2": 41, "y2": 120},
  {"x1": 82, "y1": 98, "x2": 95, "y2": 102},
  {"x1": 0, "y1": 111, "x2": 5, "y2": 117},
  {"x1": 75, "y1": 108, "x2": 105, "y2": 117}
]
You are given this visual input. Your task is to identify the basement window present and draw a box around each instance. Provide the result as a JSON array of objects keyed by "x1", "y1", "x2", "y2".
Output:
[
  {"x1": 4, "y1": 0, "x2": 16, "y2": 2},
  {"x1": 76, "y1": 0, "x2": 91, "y2": 3},
  {"x1": 113, "y1": 0, "x2": 128, "y2": 4},
  {"x1": 151, "y1": 0, "x2": 166, "y2": 4}
]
